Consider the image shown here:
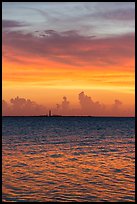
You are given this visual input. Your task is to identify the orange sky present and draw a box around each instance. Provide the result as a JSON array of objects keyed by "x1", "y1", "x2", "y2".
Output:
[{"x1": 2, "y1": 2, "x2": 135, "y2": 116}]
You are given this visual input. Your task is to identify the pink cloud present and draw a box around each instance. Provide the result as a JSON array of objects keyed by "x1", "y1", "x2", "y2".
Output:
[
  {"x1": 2, "y1": 29, "x2": 134, "y2": 68},
  {"x1": 3, "y1": 97, "x2": 47, "y2": 116},
  {"x1": 2, "y1": 93, "x2": 134, "y2": 116}
]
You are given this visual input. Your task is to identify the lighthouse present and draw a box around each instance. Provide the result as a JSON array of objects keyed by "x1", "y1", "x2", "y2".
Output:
[{"x1": 49, "y1": 110, "x2": 51, "y2": 117}]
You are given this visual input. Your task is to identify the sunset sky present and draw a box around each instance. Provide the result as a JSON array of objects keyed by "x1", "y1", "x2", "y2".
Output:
[{"x1": 2, "y1": 2, "x2": 135, "y2": 116}]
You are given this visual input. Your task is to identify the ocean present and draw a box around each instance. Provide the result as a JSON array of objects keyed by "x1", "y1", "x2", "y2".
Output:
[{"x1": 2, "y1": 116, "x2": 135, "y2": 202}]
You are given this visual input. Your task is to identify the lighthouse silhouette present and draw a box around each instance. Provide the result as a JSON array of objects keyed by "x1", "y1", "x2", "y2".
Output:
[{"x1": 49, "y1": 110, "x2": 51, "y2": 117}]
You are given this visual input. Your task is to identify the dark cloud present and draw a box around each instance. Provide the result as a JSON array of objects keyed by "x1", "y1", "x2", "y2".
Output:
[
  {"x1": 2, "y1": 20, "x2": 29, "y2": 29},
  {"x1": 2, "y1": 29, "x2": 134, "y2": 67}
]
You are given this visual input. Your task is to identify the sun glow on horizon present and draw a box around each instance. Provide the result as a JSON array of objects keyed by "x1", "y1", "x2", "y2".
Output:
[{"x1": 2, "y1": 2, "x2": 135, "y2": 116}]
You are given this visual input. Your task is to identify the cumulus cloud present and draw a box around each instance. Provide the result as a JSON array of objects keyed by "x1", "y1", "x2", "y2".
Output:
[
  {"x1": 107, "y1": 99, "x2": 123, "y2": 116},
  {"x1": 2, "y1": 93, "x2": 134, "y2": 116},
  {"x1": 55, "y1": 96, "x2": 70, "y2": 116},
  {"x1": 2, "y1": 96, "x2": 47, "y2": 116},
  {"x1": 78, "y1": 91, "x2": 106, "y2": 115},
  {"x1": 62, "y1": 96, "x2": 70, "y2": 110},
  {"x1": 78, "y1": 93, "x2": 134, "y2": 116},
  {"x1": 113, "y1": 99, "x2": 122, "y2": 107},
  {"x1": 2, "y1": 100, "x2": 10, "y2": 116},
  {"x1": 53, "y1": 92, "x2": 130, "y2": 116}
]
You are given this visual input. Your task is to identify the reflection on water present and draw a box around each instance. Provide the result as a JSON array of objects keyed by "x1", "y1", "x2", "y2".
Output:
[{"x1": 2, "y1": 117, "x2": 135, "y2": 202}]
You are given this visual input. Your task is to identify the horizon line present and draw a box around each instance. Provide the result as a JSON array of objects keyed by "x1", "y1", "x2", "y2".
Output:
[{"x1": 2, "y1": 115, "x2": 135, "y2": 118}]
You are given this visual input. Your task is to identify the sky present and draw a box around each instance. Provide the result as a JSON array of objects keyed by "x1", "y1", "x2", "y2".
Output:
[{"x1": 2, "y1": 2, "x2": 135, "y2": 116}]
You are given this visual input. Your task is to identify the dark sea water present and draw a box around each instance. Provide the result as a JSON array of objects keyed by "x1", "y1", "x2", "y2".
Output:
[{"x1": 2, "y1": 117, "x2": 135, "y2": 202}]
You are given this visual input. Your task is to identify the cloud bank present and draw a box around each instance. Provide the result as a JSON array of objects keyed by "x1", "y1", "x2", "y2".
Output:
[
  {"x1": 2, "y1": 93, "x2": 134, "y2": 116},
  {"x1": 2, "y1": 20, "x2": 28, "y2": 29},
  {"x1": 2, "y1": 28, "x2": 134, "y2": 68},
  {"x1": 2, "y1": 96, "x2": 47, "y2": 116}
]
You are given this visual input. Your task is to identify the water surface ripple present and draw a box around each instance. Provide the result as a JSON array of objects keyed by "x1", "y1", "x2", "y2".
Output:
[{"x1": 2, "y1": 117, "x2": 135, "y2": 202}]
